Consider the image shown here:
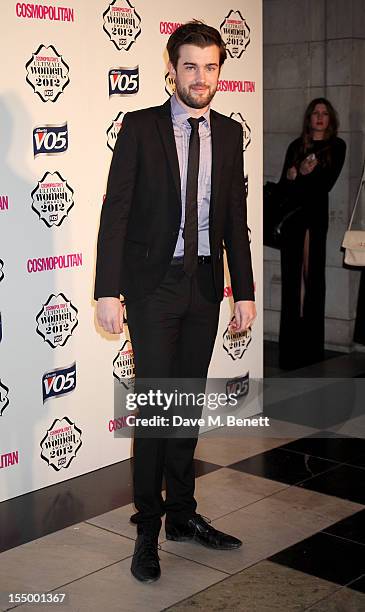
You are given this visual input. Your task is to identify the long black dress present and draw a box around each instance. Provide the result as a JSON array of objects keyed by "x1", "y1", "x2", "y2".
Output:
[{"x1": 278, "y1": 136, "x2": 346, "y2": 369}]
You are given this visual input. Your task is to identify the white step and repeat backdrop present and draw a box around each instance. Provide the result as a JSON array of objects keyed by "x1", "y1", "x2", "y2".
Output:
[{"x1": 0, "y1": 0, "x2": 262, "y2": 502}]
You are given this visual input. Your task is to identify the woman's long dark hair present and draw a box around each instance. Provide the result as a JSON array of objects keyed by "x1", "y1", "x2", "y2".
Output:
[
  {"x1": 298, "y1": 98, "x2": 339, "y2": 166},
  {"x1": 302, "y1": 97, "x2": 339, "y2": 143}
]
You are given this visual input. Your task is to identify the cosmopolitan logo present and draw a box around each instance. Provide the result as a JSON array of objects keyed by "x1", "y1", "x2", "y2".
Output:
[
  {"x1": 33, "y1": 123, "x2": 68, "y2": 157},
  {"x1": 0, "y1": 259, "x2": 4, "y2": 283},
  {"x1": 0, "y1": 195, "x2": 9, "y2": 211},
  {"x1": 0, "y1": 451, "x2": 19, "y2": 469},
  {"x1": 42, "y1": 362, "x2": 76, "y2": 403},
  {"x1": 107, "y1": 112, "x2": 124, "y2": 151},
  {"x1": 160, "y1": 21, "x2": 182, "y2": 34},
  {"x1": 220, "y1": 10, "x2": 250, "y2": 59},
  {"x1": 16, "y1": 3, "x2": 74, "y2": 22},
  {"x1": 223, "y1": 325, "x2": 252, "y2": 360},
  {"x1": 109, "y1": 66, "x2": 139, "y2": 96},
  {"x1": 31, "y1": 171, "x2": 74, "y2": 227},
  {"x1": 103, "y1": 0, "x2": 141, "y2": 51},
  {"x1": 40, "y1": 417, "x2": 82, "y2": 471},
  {"x1": 36, "y1": 293, "x2": 78, "y2": 348},
  {"x1": 113, "y1": 339, "x2": 135, "y2": 389},
  {"x1": 217, "y1": 80, "x2": 255, "y2": 93},
  {"x1": 26, "y1": 44, "x2": 70, "y2": 103},
  {"x1": 108, "y1": 416, "x2": 131, "y2": 432},
  {"x1": 27, "y1": 252, "x2": 82, "y2": 273},
  {"x1": 230, "y1": 113, "x2": 251, "y2": 151},
  {"x1": 0, "y1": 380, "x2": 10, "y2": 416}
]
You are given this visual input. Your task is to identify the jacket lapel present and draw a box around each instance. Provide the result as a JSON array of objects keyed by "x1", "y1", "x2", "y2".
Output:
[
  {"x1": 210, "y1": 110, "x2": 225, "y2": 218},
  {"x1": 156, "y1": 100, "x2": 181, "y2": 205},
  {"x1": 155, "y1": 102, "x2": 225, "y2": 217}
]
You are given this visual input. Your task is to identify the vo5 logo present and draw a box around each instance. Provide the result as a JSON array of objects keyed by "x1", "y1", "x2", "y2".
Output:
[
  {"x1": 42, "y1": 362, "x2": 76, "y2": 403},
  {"x1": 226, "y1": 372, "x2": 249, "y2": 400},
  {"x1": 33, "y1": 123, "x2": 68, "y2": 158},
  {"x1": 109, "y1": 66, "x2": 139, "y2": 97}
]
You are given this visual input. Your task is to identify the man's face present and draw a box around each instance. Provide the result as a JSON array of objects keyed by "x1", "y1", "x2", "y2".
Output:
[{"x1": 168, "y1": 44, "x2": 220, "y2": 109}]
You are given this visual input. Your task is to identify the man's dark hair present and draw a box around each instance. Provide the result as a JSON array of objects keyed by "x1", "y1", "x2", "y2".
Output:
[{"x1": 167, "y1": 20, "x2": 227, "y2": 69}]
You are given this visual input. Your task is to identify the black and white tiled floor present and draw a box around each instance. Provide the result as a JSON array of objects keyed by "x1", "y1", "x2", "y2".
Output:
[{"x1": 1, "y1": 343, "x2": 365, "y2": 611}]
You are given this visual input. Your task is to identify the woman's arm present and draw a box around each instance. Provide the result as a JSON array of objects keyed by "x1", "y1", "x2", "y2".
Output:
[
  {"x1": 279, "y1": 140, "x2": 300, "y2": 183},
  {"x1": 297, "y1": 138, "x2": 346, "y2": 193}
]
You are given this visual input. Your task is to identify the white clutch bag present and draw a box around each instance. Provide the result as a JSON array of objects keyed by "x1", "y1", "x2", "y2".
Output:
[
  {"x1": 342, "y1": 161, "x2": 365, "y2": 266},
  {"x1": 342, "y1": 230, "x2": 365, "y2": 266}
]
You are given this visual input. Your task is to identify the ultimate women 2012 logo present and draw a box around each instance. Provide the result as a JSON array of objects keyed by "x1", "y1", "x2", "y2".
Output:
[
  {"x1": 107, "y1": 112, "x2": 124, "y2": 151},
  {"x1": 25, "y1": 44, "x2": 70, "y2": 102},
  {"x1": 220, "y1": 10, "x2": 250, "y2": 59},
  {"x1": 40, "y1": 416, "x2": 82, "y2": 471},
  {"x1": 230, "y1": 113, "x2": 252, "y2": 151},
  {"x1": 36, "y1": 293, "x2": 78, "y2": 348},
  {"x1": 103, "y1": 0, "x2": 141, "y2": 51},
  {"x1": 31, "y1": 171, "x2": 74, "y2": 227},
  {"x1": 113, "y1": 339, "x2": 135, "y2": 389},
  {"x1": 165, "y1": 72, "x2": 175, "y2": 97},
  {"x1": 223, "y1": 326, "x2": 252, "y2": 360},
  {"x1": 0, "y1": 379, "x2": 9, "y2": 416}
]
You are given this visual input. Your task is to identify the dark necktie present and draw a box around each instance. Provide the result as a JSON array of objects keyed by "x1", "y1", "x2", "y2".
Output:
[{"x1": 183, "y1": 117, "x2": 204, "y2": 276}]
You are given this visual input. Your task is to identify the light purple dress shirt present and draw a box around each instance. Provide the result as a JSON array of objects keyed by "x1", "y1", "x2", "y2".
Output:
[{"x1": 170, "y1": 95, "x2": 212, "y2": 257}]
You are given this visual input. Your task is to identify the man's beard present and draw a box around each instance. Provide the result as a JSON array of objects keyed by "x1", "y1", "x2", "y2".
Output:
[{"x1": 175, "y1": 80, "x2": 217, "y2": 109}]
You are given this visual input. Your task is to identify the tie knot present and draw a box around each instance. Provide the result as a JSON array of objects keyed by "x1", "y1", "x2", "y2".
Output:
[{"x1": 188, "y1": 117, "x2": 204, "y2": 132}]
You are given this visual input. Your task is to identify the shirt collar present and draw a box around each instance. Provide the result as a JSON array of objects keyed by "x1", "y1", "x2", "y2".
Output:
[{"x1": 170, "y1": 94, "x2": 210, "y2": 127}]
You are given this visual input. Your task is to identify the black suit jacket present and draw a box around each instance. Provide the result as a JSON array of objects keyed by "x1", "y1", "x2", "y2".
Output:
[{"x1": 94, "y1": 99, "x2": 254, "y2": 303}]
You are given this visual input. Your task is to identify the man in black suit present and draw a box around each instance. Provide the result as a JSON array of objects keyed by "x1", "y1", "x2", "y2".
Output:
[{"x1": 95, "y1": 21, "x2": 256, "y2": 582}]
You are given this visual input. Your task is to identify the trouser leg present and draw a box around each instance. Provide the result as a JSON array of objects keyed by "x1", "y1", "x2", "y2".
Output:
[
  {"x1": 164, "y1": 266, "x2": 220, "y2": 522},
  {"x1": 126, "y1": 268, "x2": 186, "y2": 526}
]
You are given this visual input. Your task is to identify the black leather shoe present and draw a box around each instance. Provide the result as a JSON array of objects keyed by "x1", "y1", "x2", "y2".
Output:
[
  {"x1": 130, "y1": 533, "x2": 161, "y2": 583},
  {"x1": 165, "y1": 514, "x2": 242, "y2": 550}
]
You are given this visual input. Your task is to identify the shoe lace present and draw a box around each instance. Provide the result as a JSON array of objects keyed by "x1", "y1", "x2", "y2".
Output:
[
  {"x1": 139, "y1": 536, "x2": 161, "y2": 564},
  {"x1": 193, "y1": 514, "x2": 212, "y2": 535},
  {"x1": 198, "y1": 514, "x2": 212, "y2": 525}
]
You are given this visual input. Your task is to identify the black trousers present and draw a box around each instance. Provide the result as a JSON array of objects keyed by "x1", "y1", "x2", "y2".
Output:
[{"x1": 126, "y1": 263, "x2": 220, "y2": 529}]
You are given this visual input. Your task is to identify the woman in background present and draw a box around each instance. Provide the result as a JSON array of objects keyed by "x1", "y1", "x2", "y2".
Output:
[{"x1": 279, "y1": 98, "x2": 346, "y2": 369}]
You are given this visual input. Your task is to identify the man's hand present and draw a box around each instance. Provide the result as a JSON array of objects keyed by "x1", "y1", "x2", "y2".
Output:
[
  {"x1": 96, "y1": 297, "x2": 124, "y2": 334},
  {"x1": 229, "y1": 300, "x2": 256, "y2": 333}
]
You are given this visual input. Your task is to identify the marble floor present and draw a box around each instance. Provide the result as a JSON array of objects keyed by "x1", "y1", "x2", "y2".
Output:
[{"x1": 1, "y1": 344, "x2": 365, "y2": 612}]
